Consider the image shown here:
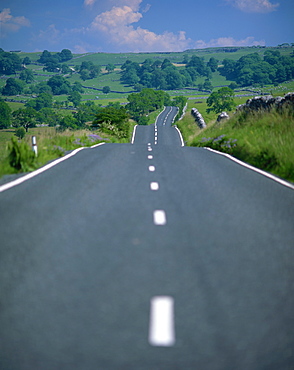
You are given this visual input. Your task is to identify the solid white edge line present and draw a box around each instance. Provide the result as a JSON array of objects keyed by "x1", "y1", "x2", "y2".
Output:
[
  {"x1": 149, "y1": 296, "x2": 175, "y2": 346},
  {"x1": 131, "y1": 124, "x2": 138, "y2": 144},
  {"x1": 174, "y1": 126, "x2": 185, "y2": 147},
  {"x1": 0, "y1": 143, "x2": 105, "y2": 193},
  {"x1": 204, "y1": 147, "x2": 294, "y2": 190},
  {"x1": 155, "y1": 106, "x2": 166, "y2": 128}
]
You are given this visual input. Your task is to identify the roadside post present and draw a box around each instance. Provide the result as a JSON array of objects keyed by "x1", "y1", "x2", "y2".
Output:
[{"x1": 32, "y1": 136, "x2": 38, "y2": 156}]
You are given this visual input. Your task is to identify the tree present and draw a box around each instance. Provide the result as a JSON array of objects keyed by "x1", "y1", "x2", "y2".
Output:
[
  {"x1": 206, "y1": 87, "x2": 235, "y2": 114},
  {"x1": 0, "y1": 50, "x2": 22, "y2": 75},
  {"x1": 12, "y1": 107, "x2": 37, "y2": 132},
  {"x1": 22, "y1": 56, "x2": 31, "y2": 66},
  {"x1": 92, "y1": 106, "x2": 129, "y2": 128},
  {"x1": 2, "y1": 78, "x2": 24, "y2": 95},
  {"x1": 203, "y1": 79, "x2": 213, "y2": 91},
  {"x1": 106, "y1": 64, "x2": 115, "y2": 73},
  {"x1": 68, "y1": 91, "x2": 82, "y2": 107},
  {"x1": 47, "y1": 75, "x2": 71, "y2": 95},
  {"x1": 26, "y1": 93, "x2": 53, "y2": 111},
  {"x1": 19, "y1": 69, "x2": 34, "y2": 84},
  {"x1": 102, "y1": 86, "x2": 111, "y2": 94},
  {"x1": 15, "y1": 127, "x2": 26, "y2": 139},
  {"x1": 72, "y1": 81, "x2": 84, "y2": 93},
  {"x1": 37, "y1": 108, "x2": 62, "y2": 127},
  {"x1": 0, "y1": 100, "x2": 11, "y2": 129},
  {"x1": 207, "y1": 57, "x2": 218, "y2": 72},
  {"x1": 57, "y1": 49, "x2": 73, "y2": 62}
]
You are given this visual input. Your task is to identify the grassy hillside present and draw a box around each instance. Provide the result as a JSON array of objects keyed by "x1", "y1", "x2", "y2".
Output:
[{"x1": 5, "y1": 45, "x2": 292, "y2": 105}]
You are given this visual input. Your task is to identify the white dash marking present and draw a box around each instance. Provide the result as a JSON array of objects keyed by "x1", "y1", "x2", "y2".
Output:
[
  {"x1": 153, "y1": 210, "x2": 166, "y2": 225},
  {"x1": 148, "y1": 155, "x2": 153, "y2": 159},
  {"x1": 150, "y1": 182, "x2": 159, "y2": 191},
  {"x1": 149, "y1": 165, "x2": 155, "y2": 172},
  {"x1": 148, "y1": 148, "x2": 152, "y2": 151},
  {"x1": 149, "y1": 296, "x2": 175, "y2": 346}
]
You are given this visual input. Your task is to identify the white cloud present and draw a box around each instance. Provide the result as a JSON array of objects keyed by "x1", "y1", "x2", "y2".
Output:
[
  {"x1": 194, "y1": 36, "x2": 265, "y2": 48},
  {"x1": 88, "y1": 2, "x2": 190, "y2": 52},
  {"x1": 35, "y1": 24, "x2": 60, "y2": 45},
  {"x1": 0, "y1": 8, "x2": 30, "y2": 36},
  {"x1": 227, "y1": 0, "x2": 279, "y2": 13},
  {"x1": 84, "y1": 0, "x2": 96, "y2": 6}
]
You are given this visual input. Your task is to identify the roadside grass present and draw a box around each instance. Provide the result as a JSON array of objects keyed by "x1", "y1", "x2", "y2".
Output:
[
  {"x1": 178, "y1": 106, "x2": 294, "y2": 183},
  {"x1": 0, "y1": 117, "x2": 137, "y2": 179}
]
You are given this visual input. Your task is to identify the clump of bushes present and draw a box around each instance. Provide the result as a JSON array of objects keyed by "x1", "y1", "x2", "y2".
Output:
[{"x1": 8, "y1": 137, "x2": 36, "y2": 172}]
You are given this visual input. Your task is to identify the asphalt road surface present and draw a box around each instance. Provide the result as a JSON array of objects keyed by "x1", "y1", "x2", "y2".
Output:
[{"x1": 0, "y1": 107, "x2": 293, "y2": 369}]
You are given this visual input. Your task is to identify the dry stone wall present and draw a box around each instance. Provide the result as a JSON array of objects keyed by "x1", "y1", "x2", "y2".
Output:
[{"x1": 191, "y1": 108, "x2": 206, "y2": 129}]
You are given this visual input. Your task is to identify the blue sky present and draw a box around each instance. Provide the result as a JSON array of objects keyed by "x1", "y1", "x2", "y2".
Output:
[{"x1": 0, "y1": 0, "x2": 293, "y2": 53}]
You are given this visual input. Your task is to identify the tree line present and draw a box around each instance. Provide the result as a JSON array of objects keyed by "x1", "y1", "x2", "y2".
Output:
[
  {"x1": 220, "y1": 50, "x2": 294, "y2": 87},
  {"x1": 120, "y1": 56, "x2": 216, "y2": 91}
]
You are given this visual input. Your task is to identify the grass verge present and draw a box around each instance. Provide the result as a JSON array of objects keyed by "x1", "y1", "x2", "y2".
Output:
[
  {"x1": 178, "y1": 105, "x2": 294, "y2": 183},
  {"x1": 0, "y1": 121, "x2": 136, "y2": 180}
]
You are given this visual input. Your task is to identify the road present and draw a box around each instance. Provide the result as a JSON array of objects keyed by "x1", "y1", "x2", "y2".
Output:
[{"x1": 0, "y1": 106, "x2": 293, "y2": 369}]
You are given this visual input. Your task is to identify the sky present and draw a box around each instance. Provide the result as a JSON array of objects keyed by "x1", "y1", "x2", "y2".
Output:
[{"x1": 0, "y1": 0, "x2": 293, "y2": 53}]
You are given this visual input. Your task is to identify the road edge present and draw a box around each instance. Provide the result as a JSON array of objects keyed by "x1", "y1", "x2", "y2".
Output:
[
  {"x1": 0, "y1": 143, "x2": 105, "y2": 193},
  {"x1": 204, "y1": 147, "x2": 294, "y2": 190}
]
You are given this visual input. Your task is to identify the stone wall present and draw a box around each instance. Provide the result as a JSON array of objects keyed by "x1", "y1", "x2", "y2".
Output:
[
  {"x1": 191, "y1": 108, "x2": 206, "y2": 129},
  {"x1": 236, "y1": 92, "x2": 294, "y2": 113}
]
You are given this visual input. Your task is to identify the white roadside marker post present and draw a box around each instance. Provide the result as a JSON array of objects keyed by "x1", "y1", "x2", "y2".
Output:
[{"x1": 32, "y1": 136, "x2": 38, "y2": 156}]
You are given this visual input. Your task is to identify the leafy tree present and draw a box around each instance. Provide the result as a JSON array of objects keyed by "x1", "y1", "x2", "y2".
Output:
[
  {"x1": 92, "y1": 104, "x2": 130, "y2": 137},
  {"x1": 203, "y1": 79, "x2": 213, "y2": 91},
  {"x1": 73, "y1": 102, "x2": 101, "y2": 127},
  {"x1": 68, "y1": 91, "x2": 82, "y2": 107},
  {"x1": 30, "y1": 82, "x2": 52, "y2": 95},
  {"x1": 106, "y1": 63, "x2": 115, "y2": 73},
  {"x1": 37, "y1": 108, "x2": 62, "y2": 127},
  {"x1": 127, "y1": 88, "x2": 170, "y2": 122},
  {"x1": 0, "y1": 50, "x2": 22, "y2": 75},
  {"x1": 12, "y1": 107, "x2": 37, "y2": 132},
  {"x1": 2, "y1": 78, "x2": 25, "y2": 95},
  {"x1": 15, "y1": 127, "x2": 26, "y2": 139},
  {"x1": 78, "y1": 61, "x2": 101, "y2": 80},
  {"x1": 72, "y1": 81, "x2": 84, "y2": 93},
  {"x1": 0, "y1": 100, "x2": 11, "y2": 129},
  {"x1": 61, "y1": 64, "x2": 71, "y2": 74},
  {"x1": 164, "y1": 68, "x2": 184, "y2": 90},
  {"x1": 123, "y1": 69, "x2": 140, "y2": 85},
  {"x1": 57, "y1": 49, "x2": 73, "y2": 62},
  {"x1": 26, "y1": 93, "x2": 53, "y2": 111},
  {"x1": 38, "y1": 50, "x2": 52, "y2": 64},
  {"x1": 206, "y1": 87, "x2": 235, "y2": 114},
  {"x1": 207, "y1": 57, "x2": 218, "y2": 72},
  {"x1": 22, "y1": 56, "x2": 31, "y2": 66},
  {"x1": 47, "y1": 75, "x2": 71, "y2": 95},
  {"x1": 102, "y1": 86, "x2": 111, "y2": 94},
  {"x1": 59, "y1": 115, "x2": 78, "y2": 131},
  {"x1": 80, "y1": 70, "x2": 90, "y2": 81},
  {"x1": 19, "y1": 69, "x2": 34, "y2": 84}
]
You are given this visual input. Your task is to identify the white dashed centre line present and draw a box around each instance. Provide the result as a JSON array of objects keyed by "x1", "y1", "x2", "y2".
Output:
[
  {"x1": 149, "y1": 296, "x2": 175, "y2": 347},
  {"x1": 149, "y1": 165, "x2": 155, "y2": 172},
  {"x1": 153, "y1": 210, "x2": 166, "y2": 225},
  {"x1": 148, "y1": 148, "x2": 152, "y2": 151},
  {"x1": 148, "y1": 155, "x2": 153, "y2": 159},
  {"x1": 150, "y1": 182, "x2": 159, "y2": 191}
]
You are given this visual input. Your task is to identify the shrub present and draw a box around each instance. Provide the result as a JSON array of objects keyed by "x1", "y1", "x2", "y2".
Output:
[
  {"x1": 15, "y1": 127, "x2": 26, "y2": 139},
  {"x1": 8, "y1": 136, "x2": 36, "y2": 172}
]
